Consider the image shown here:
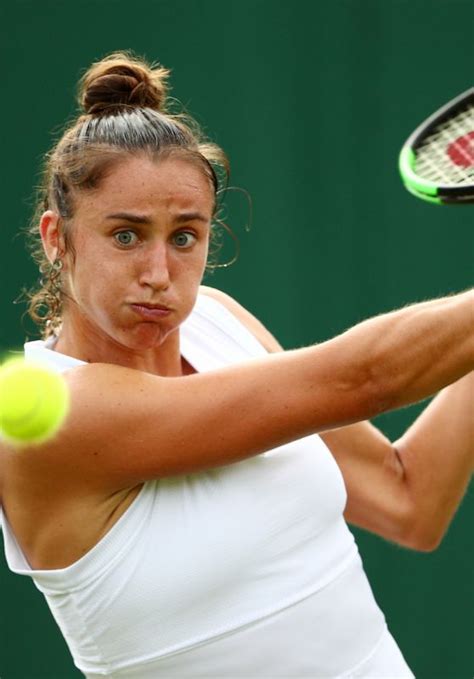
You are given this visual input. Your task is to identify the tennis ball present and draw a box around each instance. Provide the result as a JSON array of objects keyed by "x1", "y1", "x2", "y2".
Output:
[{"x1": 0, "y1": 360, "x2": 70, "y2": 446}]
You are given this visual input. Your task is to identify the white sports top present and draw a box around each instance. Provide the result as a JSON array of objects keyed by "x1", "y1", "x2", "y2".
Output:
[{"x1": 0, "y1": 293, "x2": 412, "y2": 678}]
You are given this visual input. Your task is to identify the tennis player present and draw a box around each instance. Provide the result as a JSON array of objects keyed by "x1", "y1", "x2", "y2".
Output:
[{"x1": 0, "y1": 52, "x2": 472, "y2": 678}]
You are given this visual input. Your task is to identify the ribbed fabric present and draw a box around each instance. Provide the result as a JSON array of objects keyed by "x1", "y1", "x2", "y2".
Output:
[{"x1": 0, "y1": 293, "x2": 413, "y2": 677}]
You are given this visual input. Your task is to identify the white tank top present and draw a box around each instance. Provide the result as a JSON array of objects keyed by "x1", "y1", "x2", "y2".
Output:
[{"x1": 0, "y1": 293, "x2": 401, "y2": 677}]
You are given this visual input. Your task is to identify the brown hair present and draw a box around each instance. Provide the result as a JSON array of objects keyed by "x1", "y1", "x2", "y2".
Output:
[{"x1": 26, "y1": 51, "x2": 230, "y2": 339}]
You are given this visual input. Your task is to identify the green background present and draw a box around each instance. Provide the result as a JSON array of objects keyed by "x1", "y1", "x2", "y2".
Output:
[{"x1": 1, "y1": 0, "x2": 473, "y2": 677}]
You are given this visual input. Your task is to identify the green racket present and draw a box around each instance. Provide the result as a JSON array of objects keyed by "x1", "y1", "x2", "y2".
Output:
[{"x1": 399, "y1": 87, "x2": 474, "y2": 205}]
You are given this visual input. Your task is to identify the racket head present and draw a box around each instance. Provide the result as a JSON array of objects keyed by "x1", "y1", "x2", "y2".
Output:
[{"x1": 399, "y1": 87, "x2": 474, "y2": 204}]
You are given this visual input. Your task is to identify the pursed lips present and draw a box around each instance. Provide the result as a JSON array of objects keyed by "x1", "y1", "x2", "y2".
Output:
[
  {"x1": 130, "y1": 303, "x2": 172, "y2": 319},
  {"x1": 132, "y1": 302, "x2": 171, "y2": 310}
]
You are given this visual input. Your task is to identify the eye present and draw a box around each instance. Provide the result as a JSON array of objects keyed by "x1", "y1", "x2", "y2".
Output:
[
  {"x1": 114, "y1": 230, "x2": 138, "y2": 247},
  {"x1": 173, "y1": 231, "x2": 197, "y2": 248}
]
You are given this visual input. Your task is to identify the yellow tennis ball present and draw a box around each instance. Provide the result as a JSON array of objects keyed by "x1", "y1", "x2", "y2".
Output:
[{"x1": 0, "y1": 360, "x2": 70, "y2": 446}]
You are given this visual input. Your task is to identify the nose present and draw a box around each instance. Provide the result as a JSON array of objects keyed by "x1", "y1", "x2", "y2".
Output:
[{"x1": 138, "y1": 242, "x2": 171, "y2": 290}]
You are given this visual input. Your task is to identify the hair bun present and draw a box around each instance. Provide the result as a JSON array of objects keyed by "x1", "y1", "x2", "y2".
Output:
[{"x1": 79, "y1": 52, "x2": 169, "y2": 115}]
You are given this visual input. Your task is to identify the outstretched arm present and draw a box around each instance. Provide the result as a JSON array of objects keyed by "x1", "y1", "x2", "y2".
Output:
[{"x1": 5, "y1": 287, "x2": 472, "y2": 503}]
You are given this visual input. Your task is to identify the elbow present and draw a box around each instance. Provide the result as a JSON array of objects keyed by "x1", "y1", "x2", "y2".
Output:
[
  {"x1": 385, "y1": 485, "x2": 445, "y2": 552},
  {"x1": 401, "y1": 531, "x2": 443, "y2": 553},
  {"x1": 397, "y1": 516, "x2": 445, "y2": 552}
]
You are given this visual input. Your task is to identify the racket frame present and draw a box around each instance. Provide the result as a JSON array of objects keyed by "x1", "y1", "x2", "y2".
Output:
[{"x1": 399, "y1": 87, "x2": 474, "y2": 204}]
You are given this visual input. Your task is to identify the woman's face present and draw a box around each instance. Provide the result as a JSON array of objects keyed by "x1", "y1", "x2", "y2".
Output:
[{"x1": 51, "y1": 155, "x2": 214, "y2": 357}]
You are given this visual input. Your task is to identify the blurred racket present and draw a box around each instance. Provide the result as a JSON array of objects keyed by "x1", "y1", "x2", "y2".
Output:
[{"x1": 399, "y1": 87, "x2": 474, "y2": 204}]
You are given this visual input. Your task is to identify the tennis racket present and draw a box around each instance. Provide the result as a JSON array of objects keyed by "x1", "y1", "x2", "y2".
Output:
[{"x1": 399, "y1": 87, "x2": 474, "y2": 204}]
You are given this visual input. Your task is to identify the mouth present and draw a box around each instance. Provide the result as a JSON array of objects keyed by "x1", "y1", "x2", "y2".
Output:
[
  {"x1": 133, "y1": 302, "x2": 171, "y2": 310},
  {"x1": 130, "y1": 303, "x2": 172, "y2": 320}
]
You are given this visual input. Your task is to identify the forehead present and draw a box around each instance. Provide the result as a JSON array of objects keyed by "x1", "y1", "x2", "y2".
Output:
[{"x1": 77, "y1": 155, "x2": 214, "y2": 217}]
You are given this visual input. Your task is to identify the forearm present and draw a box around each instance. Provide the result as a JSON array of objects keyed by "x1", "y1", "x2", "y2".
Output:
[
  {"x1": 333, "y1": 289, "x2": 474, "y2": 412},
  {"x1": 395, "y1": 371, "x2": 474, "y2": 549}
]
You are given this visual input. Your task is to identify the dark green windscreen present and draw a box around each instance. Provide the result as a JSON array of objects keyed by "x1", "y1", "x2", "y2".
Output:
[{"x1": 1, "y1": 1, "x2": 472, "y2": 677}]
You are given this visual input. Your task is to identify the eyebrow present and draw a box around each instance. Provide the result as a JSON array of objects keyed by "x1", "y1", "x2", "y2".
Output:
[{"x1": 105, "y1": 211, "x2": 210, "y2": 224}]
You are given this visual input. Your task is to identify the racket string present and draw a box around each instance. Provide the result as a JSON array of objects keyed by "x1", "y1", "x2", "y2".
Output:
[{"x1": 415, "y1": 103, "x2": 474, "y2": 185}]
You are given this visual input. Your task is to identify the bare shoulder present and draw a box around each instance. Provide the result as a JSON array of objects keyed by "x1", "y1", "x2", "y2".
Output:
[{"x1": 199, "y1": 285, "x2": 283, "y2": 353}]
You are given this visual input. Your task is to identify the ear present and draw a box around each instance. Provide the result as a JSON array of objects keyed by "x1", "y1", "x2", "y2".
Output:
[{"x1": 39, "y1": 211, "x2": 65, "y2": 264}]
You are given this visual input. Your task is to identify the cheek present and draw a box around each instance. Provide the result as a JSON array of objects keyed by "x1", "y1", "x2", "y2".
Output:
[
  {"x1": 175, "y1": 239, "x2": 209, "y2": 278},
  {"x1": 66, "y1": 254, "x2": 116, "y2": 309},
  {"x1": 184, "y1": 256, "x2": 208, "y2": 293}
]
